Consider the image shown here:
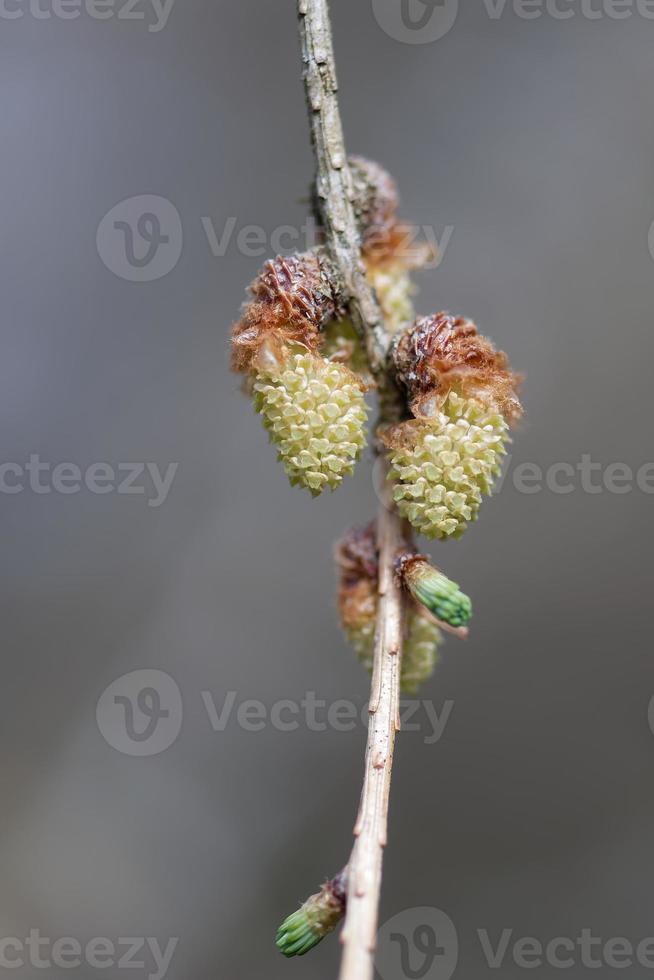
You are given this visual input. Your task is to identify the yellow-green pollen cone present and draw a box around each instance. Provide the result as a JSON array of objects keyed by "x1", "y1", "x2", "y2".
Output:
[
  {"x1": 401, "y1": 611, "x2": 442, "y2": 695},
  {"x1": 321, "y1": 318, "x2": 372, "y2": 381},
  {"x1": 344, "y1": 602, "x2": 442, "y2": 695},
  {"x1": 398, "y1": 555, "x2": 472, "y2": 628},
  {"x1": 367, "y1": 261, "x2": 416, "y2": 337},
  {"x1": 388, "y1": 391, "x2": 509, "y2": 539},
  {"x1": 253, "y1": 350, "x2": 368, "y2": 496},
  {"x1": 276, "y1": 873, "x2": 347, "y2": 958}
]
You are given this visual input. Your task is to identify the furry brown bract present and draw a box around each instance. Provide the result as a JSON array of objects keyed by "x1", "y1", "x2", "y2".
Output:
[
  {"x1": 231, "y1": 251, "x2": 344, "y2": 376},
  {"x1": 231, "y1": 251, "x2": 370, "y2": 496},
  {"x1": 349, "y1": 156, "x2": 399, "y2": 250},
  {"x1": 335, "y1": 522, "x2": 379, "y2": 662},
  {"x1": 349, "y1": 157, "x2": 433, "y2": 337},
  {"x1": 349, "y1": 156, "x2": 432, "y2": 271},
  {"x1": 391, "y1": 312, "x2": 523, "y2": 423}
]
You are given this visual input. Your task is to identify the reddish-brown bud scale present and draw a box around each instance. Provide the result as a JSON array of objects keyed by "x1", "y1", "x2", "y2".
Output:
[
  {"x1": 392, "y1": 312, "x2": 523, "y2": 423},
  {"x1": 231, "y1": 251, "x2": 344, "y2": 375}
]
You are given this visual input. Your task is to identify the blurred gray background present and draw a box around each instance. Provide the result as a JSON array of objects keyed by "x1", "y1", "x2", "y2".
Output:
[{"x1": 2, "y1": 1, "x2": 654, "y2": 977}]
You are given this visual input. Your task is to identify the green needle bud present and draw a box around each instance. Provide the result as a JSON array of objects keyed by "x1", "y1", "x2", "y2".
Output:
[
  {"x1": 398, "y1": 555, "x2": 472, "y2": 629},
  {"x1": 276, "y1": 872, "x2": 347, "y2": 958}
]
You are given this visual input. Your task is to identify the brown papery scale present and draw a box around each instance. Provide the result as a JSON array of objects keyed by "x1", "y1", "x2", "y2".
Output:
[
  {"x1": 391, "y1": 312, "x2": 523, "y2": 423},
  {"x1": 349, "y1": 156, "x2": 433, "y2": 271},
  {"x1": 335, "y1": 521, "x2": 379, "y2": 587},
  {"x1": 231, "y1": 250, "x2": 344, "y2": 375}
]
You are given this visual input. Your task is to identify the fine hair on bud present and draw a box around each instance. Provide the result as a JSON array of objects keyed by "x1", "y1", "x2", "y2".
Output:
[
  {"x1": 231, "y1": 251, "x2": 343, "y2": 376},
  {"x1": 385, "y1": 312, "x2": 521, "y2": 539},
  {"x1": 392, "y1": 312, "x2": 523, "y2": 423},
  {"x1": 276, "y1": 871, "x2": 347, "y2": 958},
  {"x1": 231, "y1": 251, "x2": 370, "y2": 495},
  {"x1": 349, "y1": 157, "x2": 434, "y2": 337}
]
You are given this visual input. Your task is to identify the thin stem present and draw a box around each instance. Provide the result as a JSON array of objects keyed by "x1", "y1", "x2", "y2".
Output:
[
  {"x1": 296, "y1": 2, "x2": 406, "y2": 978},
  {"x1": 297, "y1": 0, "x2": 388, "y2": 381},
  {"x1": 339, "y1": 470, "x2": 405, "y2": 980}
]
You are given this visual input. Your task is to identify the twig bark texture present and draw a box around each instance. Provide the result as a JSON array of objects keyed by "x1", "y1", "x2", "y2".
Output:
[{"x1": 297, "y1": 2, "x2": 406, "y2": 978}]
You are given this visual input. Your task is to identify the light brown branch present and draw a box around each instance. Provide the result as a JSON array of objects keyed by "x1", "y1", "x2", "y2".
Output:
[
  {"x1": 297, "y1": 0, "x2": 388, "y2": 381},
  {"x1": 297, "y1": 2, "x2": 407, "y2": 978},
  {"x1": 338, "y1": 469, "x2": 405, "y2": 980}
]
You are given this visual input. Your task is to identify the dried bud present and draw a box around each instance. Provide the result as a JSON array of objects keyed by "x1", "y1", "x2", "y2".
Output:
[
  {"x1": 253, "y1": 350, "x2": 368, "y2": 496},
  {"x1": 231, "y1": 251, "x2": 343, "y2": 376},
  {"x1": 336, "y1": 522, "x2": 379, "y2": 671},
  {"x1": 398, "y1": 555, "x2": 472, "y2": 628},
  {"x1": 349, "y1": 156, "x2": 400, "y2": 253},
  {"x1": 383, "y1": 391, "x2": 509, "y2": 540},
  {"x1": 335, "y1": 523, "x2": 444, "y2": 693},
  {"x1": 276, "y1": 871, "x2": 347, "y2": 958},
  {"x1": 392, "y1": 312, "x2": 523, "y2": 424}
]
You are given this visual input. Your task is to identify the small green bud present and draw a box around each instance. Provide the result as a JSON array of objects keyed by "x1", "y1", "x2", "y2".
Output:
[
  {"x1": 276, "y1": 873, "x2": 347, "y2": 958},
  {"x1": 387, "y1": 392, "x2": 509, "y2": 539},
  {"x1": 253, "y1": 350, "x2": 368, "y2": 496},
  {"x1": 398, "y1": 555, "x2": 472, "y2": 628}
]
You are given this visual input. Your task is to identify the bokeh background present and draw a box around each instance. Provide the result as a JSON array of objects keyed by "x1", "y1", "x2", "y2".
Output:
[{"x1": 2, "y1": 1, "x2": 654, "y2": 977}]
